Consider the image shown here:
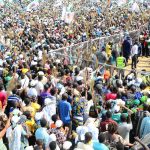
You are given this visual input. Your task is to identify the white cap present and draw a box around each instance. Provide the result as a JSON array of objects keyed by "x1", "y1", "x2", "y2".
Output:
[
  {"x1": 76, "y1": 76, "x2": 83, "y2": 82},
  {"x1": 30, "y1": 80, "x2": 36, "y2": 87},
  {"x1": 135, "y1": 78, "x2": 142, "y2": 87},
  {"x1": 113, "y1": 105, "x2": 120, "y2": 113},
  {"x1": 44, "y1": 98, "x2": 53, "y2": 105},
  {"x1": 56, "y1": 59, "x2": 61, "y2": 63},
  {"x1": 127, "y1": 75, "x2": 133, "y2": 80},
  {"x1": 63, "y1": 141, "x2": 72, "y2": 150},
  {"x1": 11, "y1": 115, "x2": 20, "y2": 124},
  {"x1": 31, "y1": 61, "x2": 37, "y2": 66},
  {"x1": 25, "y1": 146, "x2": 34, "y2": 150},
  {"x1": 19, "y1": 54, "x2": 23, "y2": 59},
  {"x1": 55, "y1": 120, "x2": 63, "y2": 128},
  {"x1": 38, "y1": 71, "x2": 44, "y2": 76},
  {"x1": 76, "y1": 126, "x2": 88, "y2": 141},
  {"x1": 35, "y1": 112, "x2": 44, "y2": 121},
  {"x1": 49, "y1": 134, "x2": 57, "y2": 142}
]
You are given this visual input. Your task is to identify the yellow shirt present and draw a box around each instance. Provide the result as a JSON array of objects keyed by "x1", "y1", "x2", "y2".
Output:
[
  {"x1": 31, "y1": 102, "x2": 41, "y2": 112},
  {"x1": 25, "y1": 118, "x2": 35, "y2": 133},
  {"x1": 23, "y1": 106, "x2": 35, "y2": 117},
  {"x1": 106, "y1": 44, "x2": 111, "y2": 57}
]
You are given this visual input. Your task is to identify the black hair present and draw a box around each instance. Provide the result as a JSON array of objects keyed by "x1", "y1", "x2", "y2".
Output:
[
  {"x1": 23, "y1": 111, "x2": 31, "y2": 119},
  {"x1": 0, "y1": 84, "x2": 4, "y2": 91},
  {"x1": 116, "y1": 142, "x2": 124, "y2": 150},
  {"x1": 49, "y1": 141, "x2": 56, "y2": 150},
  {"x1": 51, "y1": 114, "x2": 58, "y2": 123},
  {"x1": 44, "y1": 84, "x2": 49, "y2": 91},
  {"x1": 62, "y1": 93, "x2": 68, "y2": 100},
  {"x1": 120, "y1": 114, "x2": 127, "y2": 122},
  {"x1": 131, "y1": 85, "x2": 136, "y2": 93},
  {"x1": 38, "y1": 75, "x2": 43, "y2": 81},
  {"x1": 105, "y1": 102, "x2": 111, "y2": 109},
  {"x1": 40, "y1": 118, "x2": 47, "y2": 127},
  {"x1": 108, "y1": 123, "x2": 118, "y2": 134},
  {"x1": 81, "y1": 91, "x2": 86, "y2": 97},
  {"x1": 140, "y1": 82, "x2": 146, "y2": 90},
  {"x1": 24, "y1": 99, "x2": 30, "y2": 106},
  {"x1": 87, "y1": 92, "x2": 92, "y2": 100},
  {"x1": 98, "y1": 133, "x2": 105, "y2": 143},
  {"x1": 85, "y1": 132, "x2": 92, "y2": 144},
  {"x1": 50, "y1": 88, "x2": 56, "y2": 96},
  {"x1": 106, "y1": 111, "x2": 112, "y2": 118}
]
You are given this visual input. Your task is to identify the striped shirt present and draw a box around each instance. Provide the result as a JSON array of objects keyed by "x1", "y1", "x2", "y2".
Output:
[{"x1": 8, "y1": 94, "x2": 21, "y2": 102}]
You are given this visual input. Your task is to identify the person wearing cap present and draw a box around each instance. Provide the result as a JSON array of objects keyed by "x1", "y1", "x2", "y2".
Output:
[
  {"x1": 42, "y1": 95, "x2": 56, "y2": 125},
  {"x1": 27, "y1": 80, "x2": 38, "y2": 98},
  {"x1": 63, "y1": 141, "x2": 72, "y2": 150},
  {"x1": 6, "y1": 115, "x2": 31, "y2": 150},
  {"x1": 37, "y1": 71, "x2": 48, "y2": 85},
  {"x1": 20, "y1": 73, "x2": 30, "y2": 89},
  {"x1": 35, "y1": 75, "x2": 44, "y2": 96},
  {"x1": 49, "y1": 120, "x2": 68, "y2": 148}
]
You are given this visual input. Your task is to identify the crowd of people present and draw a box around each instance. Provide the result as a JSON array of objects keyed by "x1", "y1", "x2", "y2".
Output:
[{"x1": 0, "y1": 0, "x2": 150, "y2": 150}]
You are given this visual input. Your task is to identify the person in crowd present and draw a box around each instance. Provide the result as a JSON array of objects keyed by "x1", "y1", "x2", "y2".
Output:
[
  {"x1": 58, "y1": 93, "x2": 72, "y2": 133},
  {"x1": 77, "y1": 132, "x2": 94, "y2": 150},
  {"x1": 35, "y1": 118, "x2": 50, "y2": 148},
  {"x1": 0, "y1": 2, "x2": 149, "y2": 150},
  {"x1": 118, "y1": 114, "x2": 133, "y2": 143},
  {"x1": 100, "y1": 111, "x2": 117, "y2": 132},
  {"x1": 131, "y1": 41, "x2": 139, "y2": 69},
  {"x1": 93, "y1": 133, "x2": 109, "y2": 150}
]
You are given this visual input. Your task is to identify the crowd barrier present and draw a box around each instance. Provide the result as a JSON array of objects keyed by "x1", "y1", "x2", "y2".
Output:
[{"x1": 48, "y1": 23, "x2": 149, "y2": 75}]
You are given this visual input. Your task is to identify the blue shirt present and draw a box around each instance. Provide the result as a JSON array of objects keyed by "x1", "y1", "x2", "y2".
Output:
[
  {"x1": 35, "y1": 127, "x2": 50, "y2": 146},
  {"x1": 140, "y1": 116, "x2": 150, "y2": 138},
  {"x1": 59, "y1": 100, "x2": 72, "y2": 124},
  {"x1": 93, "y1": 142, "x2": 109, "y2": 150}
]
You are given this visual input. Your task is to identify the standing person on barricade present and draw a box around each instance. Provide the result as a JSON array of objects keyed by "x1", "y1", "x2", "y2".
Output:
[
  {"x1": 131, "y1": 41, "x2": 139, "y2": 69},
  {"x1": 116, "y1": 52, "x2": 126, "y2": 80}
]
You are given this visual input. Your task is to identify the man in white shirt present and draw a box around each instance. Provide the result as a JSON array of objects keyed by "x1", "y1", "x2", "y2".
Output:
[
  {"x1": 35, "y1": 75, "x2": 44, "y2": 96},
  {"x1": 27, "y1": 80, "x2": 38, "y2": 98},
  {"x1": 131, "y1": 41, "x2": 139, "y2": 69},
  {"x1": 118, "y1": 114, "x2": 132, "y2": 143}
]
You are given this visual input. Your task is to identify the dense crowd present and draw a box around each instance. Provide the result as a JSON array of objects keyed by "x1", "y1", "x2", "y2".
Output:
[{"x1": 0, "y1": 1, "x2": 150, "y2": 150}]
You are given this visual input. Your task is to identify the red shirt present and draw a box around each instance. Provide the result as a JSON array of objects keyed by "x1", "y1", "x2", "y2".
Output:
[
  {"x1": 100, "y1": 119, "x2": 117, "y2": 132},
  {"x1": 105, "y1": 93, "x2": 117, "y2": 101},
  {"x1": 0, "y1": 91, "x2": 7, "y2": 109}
]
